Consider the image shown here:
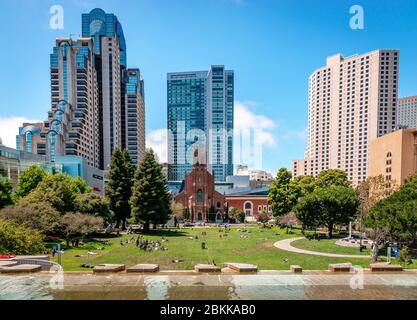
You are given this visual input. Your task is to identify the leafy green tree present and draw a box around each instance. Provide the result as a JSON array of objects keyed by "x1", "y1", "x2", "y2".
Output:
[
  {"x1": 0, "y1": 219, "x2": 45, "y2": 255},
  {"x1": 74, "y1": 192, "x2": 112, "y2": 224},
  {"x1": 367, "y1": 173, "x2": 417, "y2": 246},
  {"x1": 130, "y1": 149, "x2": 171, "y2": 232},
  {"x1": 71, "y1": 176, "x2": 91, "y2": 194},
  {"x1": 316, "y1": 186, "x2": 359, "y2": 237},
  {"x1": 236, "y1": 210, "x2": 246, "y2": 223},
  {"x1": 315, "y1": 169, "x2": 351, "y2": 188},
  {"x1": 21, "y1": 173, "x2": 86, "y2": 214},
  {"x1": 294, "y1": 192, "x2": 319, "y2": 234},
  {"x1": 290, "y1": 175, "x2": 316, "y2": 198},
  {"x1": 257, "y1": 210, "x2": 270, "y2": 223},
  {"x1": 105, "y1": 148, "x2": 135, "y2": 229},
  {"x1": 0, "y1": 177, "x2": 13, "y2": 209},
  {"x1": 0, "y1": 202, "x2": 60, "y2": 235},
  {"x1": 268, "y1": 168, "x2": 298, "y2": 218},
  {"x1": 59, "y1": 213, "x2": 103, "y2": 247},
  {"x1": 295, "y1": 186, "x2": 359, "y2": 238},
  {"x1": 170, "y1": 202, "x2": 184, "y2": 227},
  {"x1": 15, "y1": 165, "x2": 48, "y2": 198}
]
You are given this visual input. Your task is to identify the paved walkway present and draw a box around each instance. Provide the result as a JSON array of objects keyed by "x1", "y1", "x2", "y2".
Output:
[{"x1": 273, "y1": 237, "x2": 369, "y2": 258}]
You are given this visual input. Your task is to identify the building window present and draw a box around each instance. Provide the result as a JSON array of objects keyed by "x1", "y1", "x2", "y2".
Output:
[
  {"x1": 244, "y1": 201, "x2": 253, "y2": 217},
  {"x1": 197, "y1": 189, "x2": 204, "y2": 203}
]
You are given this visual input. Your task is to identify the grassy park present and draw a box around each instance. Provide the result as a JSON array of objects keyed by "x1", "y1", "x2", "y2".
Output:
[{"x1": 49, "y1": 226, "x2": 381, "y2": 272}]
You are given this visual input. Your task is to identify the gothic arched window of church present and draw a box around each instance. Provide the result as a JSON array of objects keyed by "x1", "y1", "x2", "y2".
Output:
[{"x1": 197, "y1": 189, "x2": 204, "y2": 203}]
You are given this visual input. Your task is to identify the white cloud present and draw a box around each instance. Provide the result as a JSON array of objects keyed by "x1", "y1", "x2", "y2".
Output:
[
  {"x1": 146, "y1": 128, "x2": 168, "y2": 163},
  {"x1": 0, "y1": 117, "x2": 41, "y2": 149},
  {"x1": 234, "y1": 101, "x2": 277, "y2": 147}
]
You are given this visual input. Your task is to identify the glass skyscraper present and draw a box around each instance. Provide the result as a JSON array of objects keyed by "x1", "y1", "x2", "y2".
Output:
[
  {"x1": 167, "y1": 66, "x2": 234, "y2": 181},
  {"x1": 20, "y1": 8, "x2": 145, "y2": 173}
]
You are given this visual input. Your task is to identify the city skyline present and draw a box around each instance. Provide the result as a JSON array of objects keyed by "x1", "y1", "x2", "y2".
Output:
[{"x1": 2, "y1": 0, "x2": 417, "y2": 175}]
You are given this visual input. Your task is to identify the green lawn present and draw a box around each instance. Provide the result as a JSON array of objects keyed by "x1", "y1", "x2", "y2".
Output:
[
  {"x1": 291, "y1": 238, "x2": 370, "y2": 256},
  {"x1": 48, "y1": 226, "x2": 378, "y2": 271}
]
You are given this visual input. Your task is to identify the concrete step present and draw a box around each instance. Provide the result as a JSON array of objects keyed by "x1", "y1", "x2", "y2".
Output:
[
  {"x1": 126, "y1": 264, "x2": 159, "y2": 273},
  {"x1": 290, "y1": 265, "x2": 303, "y2": 273},
  {"x1": 328, "y1": 263, "x2": 353, "y2": 272},
  {"x1": 194, "y1": 264, "x2": 221, "y2": 273},
  {"x1": 224, "y1": 262, "x2": 258, "y2": 273},
  {"x1": 93, "y1": 264, "x2": 126, "y2": 273},
  {"x1": 0, "y1": 264, "x2": 42, "y2": 273},
  {"x1": 370, "y1": 263, "x2": 403, "y2": 272}
]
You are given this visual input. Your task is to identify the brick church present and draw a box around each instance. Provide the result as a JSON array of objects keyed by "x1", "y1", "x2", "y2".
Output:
[{"x1": 174, "y1": 149, "x2": 226, "y2": 223}]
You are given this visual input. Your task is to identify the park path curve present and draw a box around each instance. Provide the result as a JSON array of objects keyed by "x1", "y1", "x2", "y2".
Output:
[{"x1": 273, "y1": 237, "x2": 369, "y2": 259}]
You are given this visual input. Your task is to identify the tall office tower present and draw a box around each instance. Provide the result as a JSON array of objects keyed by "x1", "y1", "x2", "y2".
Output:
[
  {"x1": 206, "y1": 66, "x2": 234, "y2": 181},
  {"x1": 125, "y1": 69, "x2": 146, "y2": 165},
  {"x1": 398, "y1": 96, "x2": 417, "y2": 129},
  {"x1": 292, "y1": 50, "x2": 399, "y2": 185},
  {"x1": 82, "y1": 8, "x2": 126, "y2": 170},
  {"x1": 37, "y1": 37, "x2": 100, "y2": 167},
  {"x1": 167, "y1": 65, "x2": 234, "y2": 182}
]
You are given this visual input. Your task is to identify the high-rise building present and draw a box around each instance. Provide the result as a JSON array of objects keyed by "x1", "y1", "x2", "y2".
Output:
[
  {"x1": 81, "y1": 8, "x2": 126, "y2": 169},
  {"x1": 19, "y1": 8, "x2": 146, "y2": 173},
  {"x1": 125, "y1": 68, "x2": 146, "y2": 165},
  {"x1": 167, "y1": 65, "x2": 234, "y2": 182},
  {"x1": 397, "y1": 96, "x2": 417, "y2": 129},
  {"x1": 34, "y1": 37, "x2": 100, "y2": 168},
  {"x1": 292, "y1": 50, "x2": 399, "y2": 185}
]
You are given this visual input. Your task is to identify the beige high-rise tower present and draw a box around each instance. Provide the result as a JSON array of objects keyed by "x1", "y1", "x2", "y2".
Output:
[{"x1": 293, "y1": 50, "x2": 399, "y2": 185}]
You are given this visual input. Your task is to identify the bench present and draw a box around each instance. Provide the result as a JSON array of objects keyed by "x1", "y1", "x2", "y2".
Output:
[
  {"x1": 224, "y1": 263, "x2": 258, "y2": 273},
  {"x1": 290, "y1": 265, "x2": 302, "y2": 273},
  {"x1": 370, "y1": 263, "x2": 403, "y2": 272},
  {"x1": 126, "y1": 264, "x2": 159, "y2": 273},
  {"x1": 328, "y1": 263, "x2": 353, "y2": 272},
  {"x1": 93, "y1": 264, "x2": 125, "y2": 273},
  {"x1": 0, "y1": 264, "x2": 42, "y2": 274},
  {"x1": 194, "y1": 264, "x2": 221, "y2": 273}
]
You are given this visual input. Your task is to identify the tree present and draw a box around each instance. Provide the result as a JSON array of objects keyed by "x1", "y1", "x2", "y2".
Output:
[
  {"x1": 105, "y1": 148, "x2": 135, "y2": 229},
  {"x1": 170, "y1": 202, "x2": 184, "y2": 227},
  {"x1": 367, "y1": 173, "x2": 417, "y2": 246},
  {"x1": 236, "y1": 210, "x2": 246, "y2": 223},
  {"x1": 295, "y1": 186, "x2": 359, "y2": 238},
  {"x1": 315, "y1": 169, "x2": 351, "y2": 188},
  {"x1": 59, "y1": 213, "x2": 103, "y2": 247},
  {"x1": 290, "y1": 175, "x2": 316, "y2": 199},
  {"x1": 356, "y1": 175, "x2": 396, "y2": 218},
  {"x1": 268, "y1": 168, "x2": 298, "y2": 218},
  {"x1": 21, "y1": 173, "x2": 86, "y2": 214},
  {"x1": 257, "y1": 210, "x2": 270, "y2": 223},
  {"x1": 0, "y1": 219, "x2": 45, "y2": 255},
  {"x1": 0, "y1": 202, "x2": 60, "y2": 236},
  {"x1": 294, "y1": 192, "x2": 319, "y2": 234},
  {"x1": 317, "y1": 186, "x2": 359, "y2": 237},
  {"x1": 74, "y1": 192, "x2": 112, "y2": 224},
  {"x1": 15, "y1": 165, "x2": 48, "y2": 198},
  {"x1": 0, "y1": 177, "x2": 13, "y2": 209},
  {"x1": 130, "y1": 149, "x2": 171, "y2": 232}
]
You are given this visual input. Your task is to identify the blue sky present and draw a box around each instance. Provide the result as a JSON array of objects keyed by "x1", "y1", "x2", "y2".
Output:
[{"x1": 1, "y1": 0, "x2": 417, "y2": 175}]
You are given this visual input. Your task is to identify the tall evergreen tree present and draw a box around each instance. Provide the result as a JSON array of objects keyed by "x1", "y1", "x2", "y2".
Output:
[
  {"x1": 105, "y1": 148, "x2": 134, "y2": 229},
  {"x1": 130, "y1": 149, "x2": 171, "y2": 232}
]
